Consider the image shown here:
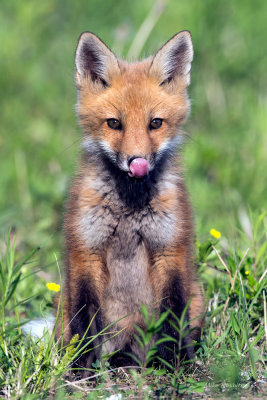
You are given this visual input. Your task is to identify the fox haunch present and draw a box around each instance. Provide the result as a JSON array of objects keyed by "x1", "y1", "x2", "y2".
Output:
[{"x1": 56, "y1": 30, "x2": 204, "y2": 374}]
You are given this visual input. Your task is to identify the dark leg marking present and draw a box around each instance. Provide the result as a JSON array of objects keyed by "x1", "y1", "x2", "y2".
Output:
[
  {"x1": 158, "y1": 273, "x2": 194, "y2": 367},
  {"x1": 68, "y1": 279, "x2": 102, "y2": 371}
]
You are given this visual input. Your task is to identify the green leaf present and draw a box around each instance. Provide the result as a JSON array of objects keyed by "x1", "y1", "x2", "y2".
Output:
[
  {"x1": 246, "y1": 275, "x2": 267, "y2": 317},
  {"x1": 13, "y1": 247, "x2": 40, "y2": 276},
  {"x1": 198, "y1": 240, "x2": 214, "y2": 263},
  {"x1": 213, "y1": 324, "x2": 231, "y2": 347},
  {"x1": 249, "y1": 347, "x2": 259, "y2": 380},
  {"x1": 0, "y1": 260, "x2": 7, "y2": 288},
  {"x1": 124, "y1": 352, "x2": 141, "y2": 366},
  {"x1": 230, "y1": 311, "x2": 240, "y2": 334},
  {"x1": 144, "y1": 366, "x2": 154, "y2": 375},
  {"x1": 5, "y1": 272, "x2": 22, "y2": 306},
  {"x1": 244, "y1": 327, "x2": 265, "y2": 353},
  {"x1": 134, "y1": 324, "x2": 148, "y2": 345},
  {"x1": 154, "y1": 310, "x2": 169, "y2": 329},
  {"x1": 10, "y1": 294, "x2": 38, "y2": 310},
  {"x1": 141, "y1": 303, "x2": 149, "y2": 325},
  {"x1": 153, "y1": 368, "x2": 166, "y2": 376},
  {"x1": 147, "y1": 313, "x2": 156, "y2": 331},
  {"x1": 205, "y1": 304, "x2": 224, "y2": 322},
  {"x1": 1, "y1": 320, "x2": 30, "y2": 337},
  {"x1": 146, "y1": 348, "x2": 157, "y2": 362},
  {"x1": 156, "y1": 356, "x2": 174, "y2": 371},
  {"x1": 154, "y1": 336, "x2": 176, "y2": 346},
  {"x1": 133, "y1": 332, "x2": 145, "y2": 350},
  {"x1": 192, "y1": 381, "x2": 206, "y2": 393}
]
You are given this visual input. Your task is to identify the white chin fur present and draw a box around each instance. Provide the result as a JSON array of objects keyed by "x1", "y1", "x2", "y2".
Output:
[
  {"x1": 98, "y1": 140, "x2": 118, "y2": 164},
  {"x1": 83, "y1": 137, "x2": 130, "y2": 171},
  {"x1": 82, "y1": 136, "x2": 99, "y2": 154},
  {"x1": 82, "y1": 137, "x2": 117, "y2": 161},
  {"x1": 156, "y1": 135, "x2": 183, "y2": 161}
]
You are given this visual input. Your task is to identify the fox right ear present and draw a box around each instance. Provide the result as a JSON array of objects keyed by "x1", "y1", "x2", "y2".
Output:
[
  {"x1": 150, "y1": 30, "x2": 193, "y2": 87},
  {"x1": 75, "y1": 32, "x2": 120, "y2": 86}
]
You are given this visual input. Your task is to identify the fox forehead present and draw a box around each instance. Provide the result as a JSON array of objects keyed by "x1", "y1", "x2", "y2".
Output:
[{"x1": 78, "y1": 60, "x2": 188, "y2": 122}]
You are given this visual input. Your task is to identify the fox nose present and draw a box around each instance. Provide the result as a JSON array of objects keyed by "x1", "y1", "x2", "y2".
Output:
[{"x1": 128, "y1": 157, "x2": 149, "y2": 178}]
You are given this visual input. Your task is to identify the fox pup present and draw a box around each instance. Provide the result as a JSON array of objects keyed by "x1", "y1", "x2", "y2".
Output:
[{"x1": 56, "y1": 30, "x2": 204, "y2": 371}]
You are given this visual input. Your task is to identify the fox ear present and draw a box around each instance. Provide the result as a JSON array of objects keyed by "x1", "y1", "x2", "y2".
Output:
[
  {"x1": 75, "y1": 32, "x2": 119, "y2": 86},
  {"x1": 150, "y1": 31, "x2": 193, "y2": 86}
]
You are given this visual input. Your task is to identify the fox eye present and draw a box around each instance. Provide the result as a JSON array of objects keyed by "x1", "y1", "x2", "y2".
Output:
[
  {"x1": 149, "y1": 118, "x2": 163, "y2": 130},
  {"x1": 107, "y1": 118, "x2": 122, "y2": 130}
]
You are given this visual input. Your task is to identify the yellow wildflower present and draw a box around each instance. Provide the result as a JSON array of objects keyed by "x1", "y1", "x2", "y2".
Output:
[
  {"x1": 46, "y1": 282, "x2": 60, "y2": 292},
  {"x1": 210, "y1": 228, "x2": 221, "y2": 239},
  {"x1": 245, "y1": 270, "x2": 250, "y2": 276}
]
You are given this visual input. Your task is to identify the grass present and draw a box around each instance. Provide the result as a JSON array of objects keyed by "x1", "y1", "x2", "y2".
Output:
[
  {"x1": 0, "y1": 0, "x2": 267, "y2": 398},
  {"x1": 0, "y1": 212, "x2": 266, "y2": 398}
]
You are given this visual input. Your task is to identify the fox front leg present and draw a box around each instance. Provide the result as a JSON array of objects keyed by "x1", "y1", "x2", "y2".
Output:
[
  {"x1": 151, "y1": 246, "x2": 202, "y2": 366},
  {"x1": 56, "y1": 249, "x2": 107, "y2": 373}
]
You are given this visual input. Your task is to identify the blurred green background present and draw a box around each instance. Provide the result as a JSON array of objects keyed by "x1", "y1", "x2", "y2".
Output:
[{"x1": 0, "y1": 0, "x2": 266, "y2": 267}]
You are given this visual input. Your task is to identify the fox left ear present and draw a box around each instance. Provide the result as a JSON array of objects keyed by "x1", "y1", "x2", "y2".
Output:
[
  {"x1": 75, "y1": 32, "x2": 120, "y2": 87},
  {"x1": 150, "y1": 30, "x2": 193, "y2": 87}
]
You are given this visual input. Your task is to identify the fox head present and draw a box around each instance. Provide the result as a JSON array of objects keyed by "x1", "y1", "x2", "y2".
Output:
[{"x1": 75, "y1": 31, "x2": 193, "y2": 183}]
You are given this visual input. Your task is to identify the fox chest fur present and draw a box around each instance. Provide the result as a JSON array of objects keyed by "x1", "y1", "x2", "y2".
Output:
[{"x1": 72, "y1": 169, "x2": 183, "y2": 320}]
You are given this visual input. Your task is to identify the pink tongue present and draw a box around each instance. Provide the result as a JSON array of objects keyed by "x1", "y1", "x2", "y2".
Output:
[{"x1": 129, "y1": 158, "x2": 149, "y2": 178}]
